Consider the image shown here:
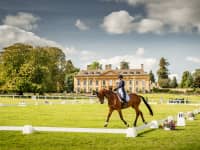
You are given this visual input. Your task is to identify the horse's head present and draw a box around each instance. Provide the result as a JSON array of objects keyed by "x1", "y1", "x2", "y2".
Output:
[{"x1": 95, "y1": 89, "x2": 107, "y2": 104}]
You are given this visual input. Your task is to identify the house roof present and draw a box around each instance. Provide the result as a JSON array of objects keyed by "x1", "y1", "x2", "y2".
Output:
[{"x1": 75, "y1": 69, "x2": 148, "y2": 77}]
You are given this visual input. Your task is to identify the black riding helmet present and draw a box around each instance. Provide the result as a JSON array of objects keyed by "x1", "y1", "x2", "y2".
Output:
[{"x1": 118, "y1": 74, "x2": 123, "y2": 79}]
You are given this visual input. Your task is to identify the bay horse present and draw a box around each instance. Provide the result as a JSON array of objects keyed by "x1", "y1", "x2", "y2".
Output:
[{"x1": 96, "y1": 89, "x2": 153, "y2": 127}]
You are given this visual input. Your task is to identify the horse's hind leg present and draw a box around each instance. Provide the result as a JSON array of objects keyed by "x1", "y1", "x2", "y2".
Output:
[
  {"x1": 132, "y1": 106, "x2": 140, "y2": 127},
  {"x1": 104, "y1": 108, "x2": 113, "y2": 127},
  {"x1": 118, "y1": 110, "x2": 129, "y2": 127},
  {"x1": 139, "y1": 110, "x2": 147, "y2": 124}
]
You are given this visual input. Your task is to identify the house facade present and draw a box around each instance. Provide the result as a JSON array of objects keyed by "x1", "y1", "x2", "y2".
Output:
[{"x1": 74, "y1": 64, "x2": 151, "y2": 93}]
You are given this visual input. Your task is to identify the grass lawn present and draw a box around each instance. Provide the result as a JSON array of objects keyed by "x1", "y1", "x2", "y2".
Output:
[{"x1": 0, "y1": 98, "x2": 200, "y2": 150}]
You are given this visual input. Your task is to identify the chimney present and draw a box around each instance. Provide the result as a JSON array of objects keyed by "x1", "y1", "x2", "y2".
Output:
[
  {"x1": 105, "y1": 64, "x2": 112, "y2": 70},
  {"x1": 141, "y1": 64, "x2": 144, "y2": 70}
]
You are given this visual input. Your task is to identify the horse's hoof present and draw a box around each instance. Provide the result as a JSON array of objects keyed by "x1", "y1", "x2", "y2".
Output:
[
  {"x1": 144, "y1": 122, "x2": 148, "y2": 125},
  {"x1": 104, "y1": 125, "x2": 108, "y2": 127},
  {"x1": 104, "y1": 122, "x2": 108, "y2": 127},
  {"x1": 126, "y1": 124, "x2": 129, "y2": 127}
]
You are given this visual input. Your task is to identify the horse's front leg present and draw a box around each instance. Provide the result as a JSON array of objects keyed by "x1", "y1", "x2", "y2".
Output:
[
  {"x1": 118, "y1": 110, "x2": 129, "y2": 127},
  {"x1": 104, "y1": 108, "x2": 113, "y2": 127}
]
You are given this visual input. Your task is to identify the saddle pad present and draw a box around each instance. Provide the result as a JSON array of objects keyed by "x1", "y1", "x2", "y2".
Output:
[{"x1": 118, "y1": 88, "x2": 130, "y2": 102}]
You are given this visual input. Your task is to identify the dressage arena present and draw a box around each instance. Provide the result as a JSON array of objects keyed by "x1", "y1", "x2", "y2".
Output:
[{"x1": 0, "y1": 95, "x2": 200, "y2": 149}]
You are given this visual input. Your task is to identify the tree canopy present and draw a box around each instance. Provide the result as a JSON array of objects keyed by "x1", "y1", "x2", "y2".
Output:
[
  {"x1": 157, "y1": 57, "x2": 170, "y2": 88},
  {"x1": 0, "y1": 43, "x2": 78, "y2": 94},
  {"x1": 87, "y1": 61, "x2": 102, "y2": 70},
  {"x1": 120, "y1": 61, "x2": 129, "y2": 70},
  {"x1": 193, "y1": 69, "x2": 200, "y2": 88},
  {"x1": 149, "y1": 70, "x2": 155, "y2": 83}
]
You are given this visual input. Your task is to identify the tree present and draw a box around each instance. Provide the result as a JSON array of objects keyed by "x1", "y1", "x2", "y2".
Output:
[
  {"x1": 64, "y1": 60, "x2": 79, "y2": 93},
  {"x1": 149, "y1": 70, "x2": 155, "y2": 83},
  {"x1": 120, "y1": 61, "x2": 129, "y2": 69},
  {"x1": 180, "y1": 71, "x2": 193, "y2": 88},
  {"x1": 0, "y1": 43, "x2": 70, "y2": 94},
  {"x1": 87, "y1": 61, "x2": 102, "y2": 70},
  {"x1": 193, "y1": 69, "x2": 200, "y2": 88},
  {"x1": 157, "y1": 57, "x2": 170, "y2": 88},
  {"x1": 170, "y1": 76, "x2": 178, "y2": 88}
]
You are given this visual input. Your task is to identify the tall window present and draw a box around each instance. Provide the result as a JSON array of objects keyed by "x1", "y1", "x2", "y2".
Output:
[
  {"x1": 83, "y1": 80, "x2": 87, "y2": 86},
  {"x1": 96, "y1": 87, "x2": 99, "y2": 92},
  {"x1": 77, "y1": 80, "x2": 80, "y2": 86},
  {"x1": 129, "y1": 80, "x2": 132, "y2": 85},
  {"x1": 135, "y1": 80, "x2": 139, "y2": 85},
  {"x1": 96, "y1": 80, "x2": 99, "y2": 86},
  {"x1": 109, "y1": 80, "x2": 112, "y2": 86},
  {"x1": 102, "y1": 80, "x2": 106, "y2": 86},
  {"x1": 89, "y1": 80, "x2": 93, "y2": 85}
]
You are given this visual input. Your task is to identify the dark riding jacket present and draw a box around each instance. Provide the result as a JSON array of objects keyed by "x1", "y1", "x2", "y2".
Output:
[{"x1": 115, "y1": 79, "x2": 126, "y2": 101}]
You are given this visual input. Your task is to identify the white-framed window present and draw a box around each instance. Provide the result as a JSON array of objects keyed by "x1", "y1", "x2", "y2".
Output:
[
  {"x1": 89, "y1": 80, "x2": 93, "y2": 85},
  {"x1": 96, "y1": 80, "x2": 99, "y2": 86},
  {"x1": 109, "y1": 80, "x2": 112, "y2": 86},
  {"x1": 102, "y1": 80, "x2": 106, "y2": 86},
  {"x1": 96, "y1": 87, "x2": 99, "y2": 92},
  {"x1": 83, "y1": 80, "x2": 87, "y2": 86},
  {"x1": 77, "y1": 80, "x2": 80, "y2": 86}
]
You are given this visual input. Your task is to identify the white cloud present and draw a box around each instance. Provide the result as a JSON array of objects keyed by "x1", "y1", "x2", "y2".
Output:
[
  {"x1": 186, "y1": 56, "x2": 200, "y2": 63},
  {"x1": 136, "y1": 48, "x2": 144, "y2": 56},
  {"x1": 0, "y1": 25, "x2": 64, "y2": 49},
  {"x1": 75, "y1": 19, "x2": 89, "y2": 31},
  {"x1": 98, "y1": 48, "x2": 157, "y2": 71},
  {"x1": 102, "y1": 10, "x2": 164, "y2": 34},
  {"x1": 102, "y1": 10, "x2": 135, "y2": 34},
  {"x1": 3, "y1": 12, "x2": 40, "y2": 31},
  {"x1": 137, "y1": 19, "x2": 164, "y2": 34},
  {"x1": 106, "y1": 0, "x2": 200, "y2": 33}
]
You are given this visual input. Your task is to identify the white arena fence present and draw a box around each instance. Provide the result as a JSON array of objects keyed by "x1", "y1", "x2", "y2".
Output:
[
  {"x1": 0, "y1": 109, "x2": 199, "y2": 138},
  {"x1": 0, "y1": 94, "x2": 199, "y2": 106}
]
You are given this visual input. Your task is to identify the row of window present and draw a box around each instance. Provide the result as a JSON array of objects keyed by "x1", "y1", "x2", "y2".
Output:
[
  {"x1": 82, "y1": 71, "x2": 142, "y2": 75},
  {"x1": 77, "y1": 79, "x2": 146, "y2": 86},
  {"x1": 76, "y1": 87, "x2": 146, "y2": 93}
]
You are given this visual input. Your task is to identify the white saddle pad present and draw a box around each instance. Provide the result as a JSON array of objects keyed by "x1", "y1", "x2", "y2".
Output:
[{"x1": 117, "y1": 88, "x2": 130, "y2": 102}]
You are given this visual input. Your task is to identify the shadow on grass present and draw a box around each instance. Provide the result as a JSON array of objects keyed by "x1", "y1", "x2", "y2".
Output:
[{"x1": 137, "y1": 129, "x2": 156, "y2": 137}]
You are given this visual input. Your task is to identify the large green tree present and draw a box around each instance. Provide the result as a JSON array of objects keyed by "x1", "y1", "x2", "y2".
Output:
[
  {"x1": 157, "y1": 57, "x2": 170, "y2": 88},
  {"x1": 193, "y1": 69, "x2": 200, "y2": 88},
  {"x1": 0, "y1": 43, "x2": 70, "y2": 94},
  {"x1": 149, "y1": 70, "x2": 155, "y2": 83},
  {"x1": 64, "y1": 60, "x2": 79, "y2": 93},
  {"x1": 180, "y1": 71, "x2": 193, "y2": 88},
  {"x1": 170, "y1": 76, "x2": 178, "y2": 88}
]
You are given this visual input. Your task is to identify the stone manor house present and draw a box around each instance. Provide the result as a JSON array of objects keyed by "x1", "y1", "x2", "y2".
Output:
[{"x1": 74, "y1": 64, "x2": 151, "y2": 93}]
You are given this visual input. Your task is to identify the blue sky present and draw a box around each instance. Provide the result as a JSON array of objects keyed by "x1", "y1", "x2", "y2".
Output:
[{"x1": 0, "y1": 0, "x2": 200, "y2": 81}]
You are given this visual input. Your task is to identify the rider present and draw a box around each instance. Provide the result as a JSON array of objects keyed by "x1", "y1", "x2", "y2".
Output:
[{"x1": 114, "y1": 74, "x2": 126, "y2": 104}]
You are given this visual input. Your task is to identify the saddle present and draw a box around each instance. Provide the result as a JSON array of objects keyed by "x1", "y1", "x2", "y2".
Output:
[{"x1": 115, "y1": 93, "x2": 130, "y2": 108}]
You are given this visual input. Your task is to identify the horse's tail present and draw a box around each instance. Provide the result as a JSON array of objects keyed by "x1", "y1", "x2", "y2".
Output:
[{"x1": 139, "y1": 95, "x2": 153, "y2": 116}]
